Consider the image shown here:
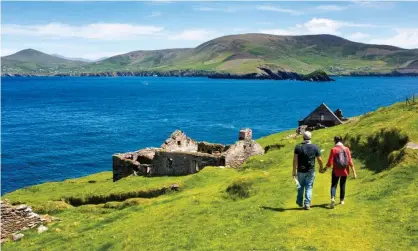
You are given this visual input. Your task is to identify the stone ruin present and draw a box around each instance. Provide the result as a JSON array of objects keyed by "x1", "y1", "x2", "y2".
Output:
[
  {"x1": 112, "y1": 128, "x2": 264, "y2": 181},
  {"x1": 0, "y1": 201, "x2": 44, "y2": 243}
]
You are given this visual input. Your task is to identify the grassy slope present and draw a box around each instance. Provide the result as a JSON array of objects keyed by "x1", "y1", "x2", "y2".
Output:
[
  {"x1": 1, "y1": 49, "x2": 86, "y2": 73},
  {"x1": 3, "y1": 34, "x2": 418, "y2": 75},
  {"x1": 89, "y1": 34, "x2": 416, "y2": 75},
  {"x1": 2, "y1": 101, "x2": 418, "y2": 250}
]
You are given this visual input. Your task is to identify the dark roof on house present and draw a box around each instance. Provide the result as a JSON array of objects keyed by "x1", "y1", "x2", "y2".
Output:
[{"x1": 301, "y1": 103, "x2": 343, "y2": 124}]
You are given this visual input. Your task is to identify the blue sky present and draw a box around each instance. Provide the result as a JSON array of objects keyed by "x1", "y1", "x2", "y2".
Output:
[{"x1": 1, "y1": 1, "x2": 418, "y2": 60}]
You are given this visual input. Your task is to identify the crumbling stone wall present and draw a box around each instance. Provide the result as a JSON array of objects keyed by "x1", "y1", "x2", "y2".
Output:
[
  {"x1": 161, "y1": 130, "x2": 198, "y2": 152},
  {"x1": 112, "y1": 153, "x2": 141, "y2": 182},
  {"x1": 112, "y1": 148, "x2": 161, "y2": 181},
  {"x1": 1, "y1": 201, "x2": 43, "y2": 243},
  {"x1": 224, "y1": 140, "x2": 264, "y2": 168},
  {"x1": 152, "y1": 151, "x2": 225, "y2": 175},
  {"x1": 112, "y1": 128, "x2": 264, "y2": 181},
  {"x1": 239, "y1": 128, "x2": 253, "y2": 141},
  {"x1": 136, "y1": 148, "x2": 158, "y2": 164},
  {"x1": 197, "y1": 142, "x2": 229, "y2": 154}
]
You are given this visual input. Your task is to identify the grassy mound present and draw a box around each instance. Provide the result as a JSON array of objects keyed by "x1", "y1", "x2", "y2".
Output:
[{"x1": 2, "y1": 101, "x2": 418, "y2": 250}]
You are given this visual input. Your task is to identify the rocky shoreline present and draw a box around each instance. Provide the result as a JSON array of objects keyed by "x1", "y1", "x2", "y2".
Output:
[
  {"x1": 331, "y1": 70, "x2": 418, "y2": 77},
  {"x1": 1, "y1": 69, "x2": 335, "y2": 82},
  {"x1": 2, "y1": 69, "x2": 418, "y2": 80}
]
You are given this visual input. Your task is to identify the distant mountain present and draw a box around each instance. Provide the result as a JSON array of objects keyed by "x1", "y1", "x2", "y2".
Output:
[
  {"x1": 51, "y1": 54, "x2": 109, "y2": 63},
  {"x1": 2, "y1": 49, "x2": 86, "y2": 73},
  {"x1": 2, "y1": 34, "x2": 418, "y2": 76}
]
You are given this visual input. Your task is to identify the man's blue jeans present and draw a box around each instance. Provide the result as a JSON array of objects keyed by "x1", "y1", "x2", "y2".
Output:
[{"x1": 296, "y1": 170, "x2": 315, "y2": 207}]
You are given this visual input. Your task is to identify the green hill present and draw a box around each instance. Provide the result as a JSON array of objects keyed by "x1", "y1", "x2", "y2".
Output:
[
  {"x1": 2, "y1": 100, "x2": 418, "y2": 250},
  {"x1": 1, "y1": 49, "x2": 86, "y2": 74},
  {"x1": 2, "y1": 34, "x2": 418, "y2": 75}
]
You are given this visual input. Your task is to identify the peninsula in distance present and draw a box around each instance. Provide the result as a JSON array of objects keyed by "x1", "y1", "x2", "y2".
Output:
[{"x1": 2, "y1": 34, "x2": 418, "y2": 80}]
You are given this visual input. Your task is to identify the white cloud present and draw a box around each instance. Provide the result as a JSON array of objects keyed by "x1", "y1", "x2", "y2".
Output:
[
  {"x1": 1, "y1": 48, "x2": 18, "y2": 57},
  {"x1": 81, "y1": 51, "x2": 126, "y2": 60},
  {"x1": 170, "y1": 29, "x2": 220, "y2": 41},
  {"x1": 348, "y1": 32, "x2": 370, "y2": 41},
  {"x1": 351, "y1": 1, "x2": 395, "y2": 9},
  {"x1": 297, "y1": 18, "x2": 374, "y2": 35},
  {"x1": 259, "y1": 29, "x2": 293, "y2": 36},
  {"x1": 194, "y1": 7, "x2": 217, "y2": 12},
  {"x1": 257, "y1": 22, "x2": 273, "y2": 25},
  {"x1": 147, "y1": 12, "x2": 162, "y2": 18},
  {"x1": 256, "y1": 5, "x2": 303, "y2": 15},
  {"x1": 149, "y1": 0, "x2": 172, "y2": 3},
  {"x1": 1, "y1": 23, "x2": 164, "y2": 40},
  {"x1": 316, "y1": 5, "x2": 347, "y2": 11},
  {"x1": 370, "y1": 29, "x2": 418, "y2": 49},
  {"x1": 193, "y1": 6, "x2": 239, "y2": 13},
  {"x1": 259, "y1": 18, "x2": 375, "y2": 37}
]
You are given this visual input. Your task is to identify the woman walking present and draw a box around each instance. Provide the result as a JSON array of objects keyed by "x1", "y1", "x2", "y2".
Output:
[{"x1": 321, "y1": 136, "x2": 357, "y2": 208}]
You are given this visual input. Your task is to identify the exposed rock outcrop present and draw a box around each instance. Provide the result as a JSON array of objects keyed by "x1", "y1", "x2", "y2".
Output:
[{"x1": 208, "y1": 68, "x2": 334, "y2": 81}]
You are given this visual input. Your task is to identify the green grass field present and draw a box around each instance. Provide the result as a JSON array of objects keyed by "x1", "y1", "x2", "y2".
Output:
[{"x1": 2, "y1": 101, "x2": 418, "y2": 250}]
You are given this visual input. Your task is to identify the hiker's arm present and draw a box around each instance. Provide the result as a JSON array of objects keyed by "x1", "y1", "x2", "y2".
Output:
[
  {"x1": 316, "y1": 147, "x2": 324, "y2": 170},
  {"x1": 293, "y1": 154, "x2": 298, "y2": 177},
  {"x1": 325, "y1": 149, "x2": 333, "y2": 169},
  {"x1": 348, "y1": 149, "x2": 357, "y2": 178},
  {"x1": 317, "y1": 156, "x2": 324, "y2": 170}
]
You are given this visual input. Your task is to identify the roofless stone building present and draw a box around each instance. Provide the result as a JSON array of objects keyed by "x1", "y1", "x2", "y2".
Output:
[{"x1": 112, "y1": 128, "x2": 264, "y2": 181}]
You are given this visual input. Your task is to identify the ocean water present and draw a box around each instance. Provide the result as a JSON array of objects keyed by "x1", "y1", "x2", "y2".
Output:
[{"x1": 1, "y1": 76, "x2": 418, "y2": 194}]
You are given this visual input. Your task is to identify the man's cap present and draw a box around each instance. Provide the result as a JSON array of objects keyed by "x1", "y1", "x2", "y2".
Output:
[{"x1": 303, "y1": 131, "x2": 312, "y2": 140}]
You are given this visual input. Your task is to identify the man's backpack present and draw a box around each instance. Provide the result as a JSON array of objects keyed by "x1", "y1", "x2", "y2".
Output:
[{"x1": 335, "y1": 147, "x2": 349, "y2": 169}]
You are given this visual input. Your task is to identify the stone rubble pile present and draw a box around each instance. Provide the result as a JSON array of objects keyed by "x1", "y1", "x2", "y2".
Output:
[{"x1": 0, "y1": 200, "x2": 44, "y2": 242}]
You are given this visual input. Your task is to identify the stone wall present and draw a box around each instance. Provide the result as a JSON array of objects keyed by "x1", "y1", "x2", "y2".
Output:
[
  {"x1": 197, "y1": 142, "x2": 229, "y2": 154},
  {"x1": 112, "y1": 129, "x2": 264, "y2": 181},
  {"x1": 152, "y1": 151, "x2": 225, "y2": 176},
  {"x1": 239, "y1": 128, "x2": 253, "y2": 141},
  {"x1": 161, "y1": 130, "x2": 198, "y2": 152},
  {"x1": 1, "y1": 201, "x2": 43, "y2": 243},
  {"x1": 112, "y1": 148, "x2": 161, "y2": 181},
  {"x1": 112, "y1": 154, "x2": 140, "y2": 182},
  {"x1": 224, "y1": 140, "x2": 264, "y2": 168}
]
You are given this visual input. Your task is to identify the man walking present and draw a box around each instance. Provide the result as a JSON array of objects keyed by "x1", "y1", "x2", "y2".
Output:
[
  {"x1": 293, "y1": 131, "x2": 323, "y2": 210},
  {"x1": 322, "y1": 136, "x2": 357, "y2": 209}
]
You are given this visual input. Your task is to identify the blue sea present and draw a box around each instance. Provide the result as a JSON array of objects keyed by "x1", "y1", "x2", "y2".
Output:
[{"x1": 1, "y1": 76, "x2": 418, "y2": 194}]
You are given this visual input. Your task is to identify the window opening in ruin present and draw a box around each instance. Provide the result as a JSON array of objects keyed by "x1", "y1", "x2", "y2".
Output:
[
  {"x1": 194, "y1": 161, "x2": 199, "y2": 172},
  {"x1": 320, "y1": 113, "x2": 324, "y2": 121},
  {"x1": 177, "y1": 141, "x2": 181, "y2": 146},
  {"x1": 168, "y1": 158, "x2": 173, "y2": 169}
]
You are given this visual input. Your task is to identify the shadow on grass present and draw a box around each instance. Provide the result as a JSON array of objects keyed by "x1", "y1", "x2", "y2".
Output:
[
  {"x1": 345, "y1": 128, "x2": 409, "y2": 173},
  {"x1": 261, "y1": 203, "x2": 330, "y2": 212}
]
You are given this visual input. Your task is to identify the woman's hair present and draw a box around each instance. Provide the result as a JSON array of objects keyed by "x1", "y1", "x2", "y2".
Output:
[{"x1": 334, "y1": 136, "x2": 343, "y2": 144}]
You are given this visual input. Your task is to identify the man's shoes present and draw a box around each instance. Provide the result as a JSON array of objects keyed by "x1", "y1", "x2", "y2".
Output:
[
  {"x1": 330, "y1": 200, "x2": 335, "y2": 209},
  {"x1": 304, "y1": 205, "x2": 310, "y2": 210},
  {"x1": 296, "y1": 201, "x2": 303, "y2": 208},
  {"x1": 340, "y1": 201, "x2": 345, "y2": 205}
]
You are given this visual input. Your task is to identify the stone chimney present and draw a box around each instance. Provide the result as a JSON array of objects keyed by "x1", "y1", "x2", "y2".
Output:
[{"x1": 239, "y1": 128, "x2": 252, "y2": 141}]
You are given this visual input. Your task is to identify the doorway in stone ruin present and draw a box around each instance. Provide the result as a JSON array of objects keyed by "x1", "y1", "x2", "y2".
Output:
[{"x1": 191, "y1": 160, "x2": 199, "y2": 173}]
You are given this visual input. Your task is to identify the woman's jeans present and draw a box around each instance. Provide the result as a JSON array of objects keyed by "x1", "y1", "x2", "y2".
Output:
[
  {"x1": 331, "y1": 172, "x2": 347, "y2": 201},
  {"x1": 296, "y1": 169, "x2": 315, "y2": 207}
]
